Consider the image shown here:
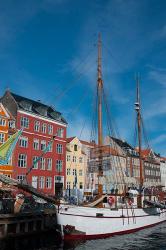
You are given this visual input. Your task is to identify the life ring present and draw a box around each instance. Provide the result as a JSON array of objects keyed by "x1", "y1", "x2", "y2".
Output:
[
  {"x1": 128, "y1": 199, "x2": 133, "y2": 206},
  {"x1": 108, "y1": 196, "x2": 115, "y2": 206}
]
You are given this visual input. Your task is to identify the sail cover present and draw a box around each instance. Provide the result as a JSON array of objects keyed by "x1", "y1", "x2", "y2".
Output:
[{"x1": 0, "y1": 129, "x2": 23, "y2": 165}]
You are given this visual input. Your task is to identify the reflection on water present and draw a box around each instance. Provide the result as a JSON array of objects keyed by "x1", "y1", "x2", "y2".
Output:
[{"x1": 0, "y1": 223, "x2": 166, "y2": 250}]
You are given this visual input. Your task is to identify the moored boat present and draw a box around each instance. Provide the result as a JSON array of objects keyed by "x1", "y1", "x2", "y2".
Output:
[{"x1": 56, "y1": 34, "x2": 166, "y2": 240}]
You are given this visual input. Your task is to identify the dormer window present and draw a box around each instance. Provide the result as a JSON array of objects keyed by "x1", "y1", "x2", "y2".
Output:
[
  {"x1": 74, "y1": 144, "x2": 78, "y2": 151},
  {"x1": 35, "y1": 106, "x2": 48, "y2": 116},
  {"x1": 20, "y1": 101, "x2": 32, "y2": 111}
]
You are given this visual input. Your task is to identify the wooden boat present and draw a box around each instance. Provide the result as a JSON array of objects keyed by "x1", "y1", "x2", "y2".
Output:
[{"x1": 56, "y1": 34, "x2": 166, "y2": 240}]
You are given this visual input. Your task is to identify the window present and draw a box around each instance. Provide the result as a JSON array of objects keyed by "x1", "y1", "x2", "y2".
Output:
[
  {"x1": 67, "y1": 182, "x2": 71, "y2": 189},
  {"x1": 67, "y1": 168, "x2": 71, "y2": 175},
  {"x1": 18, "y1": 154, "x2": 27, "y2": 168},
  {"x1": 46, "y1": 177, "x2": 52, "y2": 189},
  {"x1": 47, "y1": 158, "x2": 52, "y2": 170},
  {"x1": 39, "y1": 176, "x2": 45, "y2": 189},
  {"x1": 79, "y1": 157, "x2": 83, "y2": 163},
  {"x1": 48, "y1": 124, "x2": 53, "y2": 135},
  {"x1": 47, "y1": 142, "x2": 53, "y2": 152},
  {"x1": 19, "y1": 136, "x2": 28, "y2": 148},
  {"x1": 0, "y1": 133, "x2": 5, "y2": 143},
  {"x1": 79, "y1": 169, "x2": 83, "y2": 176},
  {"x1": 67, "y1": 155, "x2": 70, "y2": 161},
  {"x1": 73, "y1": 156, "x2": 76, "y2": 162},
  {"x1": 57, "y1": 128, "x2": 64, "y2": 138},
  {"x1": 40, "y1": 157, "x2": 45, "y2": 170},
  {"x1": 56, "y1": 160, "x2": 63, "y2": 172},
  {"x1": 79, "y1": 182, "x2": 83, "y2": 189},
  {"x1": 0, "y1": 118, "x2": 6, "y2": 126},
  {"x1": 33, "y1": 139, "x2": 39, "y2": 150},
  {"x1": 73, "y1": 169, "x2": 77, "y2": 176},
  {"x1": 17, "y1": 175, "x2": 25, "y2": 182},
  {"x1": 41, "y1": 140, "x2": 46, "y2": 151},
  {"x1": 20, "y1": 117, "x2": 29, "y2": 128},
  {"x1": 55, "y1": 176, "x2": 62, "y2": 182},
  {"x1": 32, "y1": 176, "x2": 38, "y2": 188},
  {"x1": 41, "y1": 123, "x2": 47, "y2": 133},
  {"x1": 74, "y1": 144, "x2": 78, "y2": 151},
  {"x1": 34, "y1": 121, "x2": 40, "y2": 132},
  {"x1": 8, "y1": 120, "x2": 15, "y2": 129},
  {"x1": 56, "y1": 144, "x2": 63, "y2": 154},
  {"x1": 33, "y1": 156, "x2": 39, "y2": 169}
]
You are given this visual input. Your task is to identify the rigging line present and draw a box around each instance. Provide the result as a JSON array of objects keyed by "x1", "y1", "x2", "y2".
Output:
[
  {"x1": 54, "y1": 48, "x2": 97, "y2": 102},
  {"x1": 102, "y1": 42, "x2": 124, "y2": 72},
  {"x1": 44, "y1": 44, "x2": 97, "y2": 106},
  {"x1": 55, "y1": 66, "x2": 94, "y2": 101},
  {"x1": 141, "y1": 118, "x2": 150, "y2": 150},
  {"x1": 90, "y1": 87, "x2": 98, "y2": 143},
  {"x1": 102, "y1": 89, "x2": 120, "y2": 186},
  {"x1": 102, "y1": 88, "x2": 126, "y2": 190},
  {"x1": 64, "y1": 91, "x2": 89, "y2": 119}
]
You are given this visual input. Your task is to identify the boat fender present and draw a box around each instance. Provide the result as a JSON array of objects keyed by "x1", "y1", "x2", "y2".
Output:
[{"x1": 108, "y1": 196, "x2": 115, "y2": 206}]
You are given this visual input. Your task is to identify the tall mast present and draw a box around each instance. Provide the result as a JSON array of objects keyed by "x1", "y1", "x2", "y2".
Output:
[
  {"x1": 97, "y1": 33, "x2": 103, "y2": 196},
  {"x1": 135, "y1": 75, "x2": 143, "y2": 207},
  {"x1": 97, "y1": 33, "x2": 103, "y2": 147}
]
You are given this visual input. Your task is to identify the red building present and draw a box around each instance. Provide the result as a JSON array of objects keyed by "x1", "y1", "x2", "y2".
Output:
[{"x1": 1, "y1": 91, "x2": 67, "y2": 196}]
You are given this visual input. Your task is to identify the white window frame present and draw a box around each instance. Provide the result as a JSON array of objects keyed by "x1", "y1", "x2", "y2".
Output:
[
  {"x1": 39, "y1": 176, "x2": 45, "y2": 189},
  {"x1": 56, "y1": 144, "x2": 63, "y2": 154},
  {"x1": 18, "y1": 154, "x2": 27, "y2": 168},
  {"x1": 41, "y1": 123, "x2": 47, "y2": 133},
  {"x1": 40, "y1": 157, "x2": 45, "y2": 170},
  {"x1": 0, "y1": 133, "x2": 5, "y2": 143},
  {"x1": 48, "y1": 124, "x2": 53, "y2": 135},
  {"x1": 47, "y1": 158, "x2": 52, "y2": 170},
  {"x1": 56, "y1": 160, "x2": 63, "y2": 172},
  {"x1": 34, "y1": 120, "x2": 40, "y2": 132},
  {"x1": 19, "y1": 136, "x2": 28, "y2": 148},
  {"x1": 33, "y1": 139, "x2": 39, "y2": 150},
  {"x1": 46, "y1": 177, "x2": 52, "y2": 189},
  {"x1": 20, "y1": 117, "x2": 29, "y2": 128}
]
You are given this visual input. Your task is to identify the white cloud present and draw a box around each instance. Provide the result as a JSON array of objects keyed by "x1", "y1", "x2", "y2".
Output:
[{"x1": 149, "y1": 69, "x2": 166, "y2": 87}]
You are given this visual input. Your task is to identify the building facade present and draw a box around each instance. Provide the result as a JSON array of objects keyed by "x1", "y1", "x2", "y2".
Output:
[
  {"x1": 1, "y1": 91, "x2": 67, "y2": 196},
  {"x1": 160, "y1": 157, "x2": 166, "y2": 191},
  {"x1": 66, "y1": 137, "x2": 86, "y2": 192}
]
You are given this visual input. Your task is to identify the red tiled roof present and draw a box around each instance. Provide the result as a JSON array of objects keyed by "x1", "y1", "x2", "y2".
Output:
[{"x1": 141, "y1": 149, "x2": 151, "y2": 157}]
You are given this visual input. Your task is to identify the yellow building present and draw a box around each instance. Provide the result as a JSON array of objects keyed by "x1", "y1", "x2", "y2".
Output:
[{"x1": 66, "y1": 137, "x2": 86, "y2": 192}]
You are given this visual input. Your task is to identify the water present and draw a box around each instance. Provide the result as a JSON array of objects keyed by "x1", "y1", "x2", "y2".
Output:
[{"x1": 0, "y1": 223, "x2": 166, "y2": 250}]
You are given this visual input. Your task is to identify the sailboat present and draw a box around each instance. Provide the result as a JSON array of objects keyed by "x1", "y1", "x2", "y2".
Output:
[{"x1": 56, "y1": 34, "x2": 166, "y2": 240}]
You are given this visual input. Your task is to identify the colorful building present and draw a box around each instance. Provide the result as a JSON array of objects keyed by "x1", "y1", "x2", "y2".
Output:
[
  {"x1": 0, "y1": 103, "x2": 16, "y2": 177},
  {"x1": 66, "y1": 137, "x2": 86, "y2": 192},
  {"x1": 1, "y1": 91, "x2": 67, "y2": 196}
]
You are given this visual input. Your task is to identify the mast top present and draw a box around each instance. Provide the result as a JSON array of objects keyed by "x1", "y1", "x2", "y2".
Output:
[{"x1": 97, "y1": 33, "x2": 102, "y2": 84}]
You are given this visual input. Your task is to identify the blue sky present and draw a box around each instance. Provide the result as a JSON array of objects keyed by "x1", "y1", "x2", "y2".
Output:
[{"x1": 0, "y1": 0, "x2": 165, "y2": 155}]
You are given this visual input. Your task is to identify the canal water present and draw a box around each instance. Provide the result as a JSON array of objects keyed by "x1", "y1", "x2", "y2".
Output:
[{"x1": 0, "y1": 223, "x2": 166, "y2": 250}]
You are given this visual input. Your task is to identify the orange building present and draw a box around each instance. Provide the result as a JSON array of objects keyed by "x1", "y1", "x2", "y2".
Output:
[{"x1": 0, "y1": 103, "x2": 16, "y2": 177}]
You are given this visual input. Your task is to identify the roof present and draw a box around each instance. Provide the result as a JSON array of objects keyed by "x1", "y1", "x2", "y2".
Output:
[
  {"x1": 10, "y1": 92, "x2": 67, "y2": 124},
  {"x1": 110, "y1": 136, "x2": 134, "y2": 150},
  {"x1": 141, "y1": 149, "x2": 151, "y2": 157},
  {"x1": 80, "y1": 139, "x2": 95, "y2": 147},
  {"x1": 66, "y1": 137, "x2": 76, "y2": 143}
]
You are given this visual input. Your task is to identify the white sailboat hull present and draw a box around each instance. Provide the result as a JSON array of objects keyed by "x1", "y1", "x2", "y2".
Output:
[{"x1": 57, "y1": 205, "x2": 166, "y2": 240}]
